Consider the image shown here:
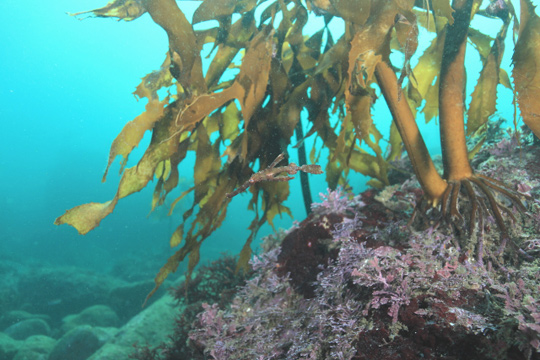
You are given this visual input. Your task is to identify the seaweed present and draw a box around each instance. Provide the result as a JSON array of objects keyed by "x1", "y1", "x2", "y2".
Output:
[{"x1": 56, "y1": 0, "x2": 540, "y2": 299}]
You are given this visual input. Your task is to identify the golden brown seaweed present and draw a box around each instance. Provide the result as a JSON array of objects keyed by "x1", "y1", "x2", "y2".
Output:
[{"x1": 57, "y1": 0, "x2": 537, "y2": 300}]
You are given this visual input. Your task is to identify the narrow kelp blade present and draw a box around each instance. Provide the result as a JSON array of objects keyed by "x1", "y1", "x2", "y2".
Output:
[{"x1": 513, "y1": 0, "x2": 540, "y2": 139}]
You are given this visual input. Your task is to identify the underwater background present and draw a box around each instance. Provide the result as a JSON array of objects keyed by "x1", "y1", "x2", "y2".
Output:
[{"x1": 1, "y1": 0, "x2": 539, "y2": 359}]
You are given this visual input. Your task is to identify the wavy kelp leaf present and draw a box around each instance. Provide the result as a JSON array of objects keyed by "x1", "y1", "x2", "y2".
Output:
[
  {"x1": 236, "y1": 28, "x2": 274, "y2": 111},
  {"x1": 117, "y1": 118, "x2": 183, "y2": 199},
  {"x1": 174, "y1": 90, "x2": 238, "y2": 133},
  {"x1": 348, "y1": 42, "x2": 381, "y2": 93},
  {"x1": 194, "y1": 28, "x2": 218, "y2": 48},
  {"x1": 387, "y1": 120, "x2": 403, "y2": 161},
  {"x1": 311, "y1": 84, "x2": 387, "y2": 187},
  {"x1": 144, "y1": 0, "x2": 205, "y2": 92},
  {"x1": 281, "y1": 41, "x2": 294, "y2": 74},
  {"x1": 333, "y1": 110, "x2": 352, "y2": 163},
  {"x1": 133, "y1": 53, "x2": 174, "y2": 101},
  {"x1": 346, "y1": 149, "x2": 386, "y2": 185},
  {"x1": 296, "y1": 45, "x2": 319, "y2": 71},
  {"x1": 467, "y1": 135, "x2": 486, "y2": 160},
  {"x1": 278, "y1": 79, "x2": 312, "y2": 140},
  {"x1": 146, "y1": 162, "x2": 239, "y2": 303},
  {"x1": 190, "y1": 27, "x2": 274, "y2": 130},
  {"x1": 346, "y1": 28, "x2": 382, "y2": 145},
  {"x1": 468, "y1": 28, "x2": 494, "y2": 61},
  {"x1": 169, "y1": 224, "x2": 183, "y2": 248},
  {"x1": 235, "y1": 28, "x2": 274, "y2": 158},
  {"x1": 363, "y1": 125, "x2": 390, "y2": 188},
  {"x1": 145, "y1": 237, "x2": 194, "y2": 304},
  {"x1": 513, "y1": 0, "x2": 540, "y2": 139},
  {"x1": 176, "y1": 27, "x2": 274, "y2": 145},
  {"x1": 431, "y1": 0, "x2": 454, "y2": 25},
  {"x1": 205, "y1": 45, "x2": 239, "y2": 88},
  {"x1": 193, "y1": 127, "x2": 222, "y2": 207},
  {"x1": 58, "y1": 106, "x2": 182, "y2": 235},
  {"x1": 314, "y1": 36, "x2": 348, "y2": 76},
  {"x1": 347, "y1": 95, "x2": 373, "y2": 142},
  {"x1": 394, "y1": 10, "x2": 419, "y2": 88},
  {"x1": 405, "y1": 33, "x2": 445, "y2": 120},
  {"x1": 220, "y1": 102, "x2": 241, "y2": 141},
  {"x1": 423, "y1": 77, "x2": 440, "y2": 123},
  {"x1": 204, "y1": 13, "x2": 256, "y2": 89},
  {"x1": 55, "y1": 200, "x2": 117, "y2": 235},
  {"x1": 103, "y1": 97, "x2": 168, "y2": 181},
  {"x1": 414, "y1": 8, "x2": 436, "y2": 31},
  {"x1": 192, "y1": 0, "x2": 236, "y2": 24},
  {"x1": 467, "y1": 21, "x2": 508, "y2": 136},
  {"x1": 150, "y1": 140, "x2": 189, "y2": 214},
  {"x1": 150, "y1": 159, "x2": 171, "y2": 210},
  {"x1": 253, "y1": 177, "x2": 294, "y2": 229},
  {"x1": 69, "y1": 0, "x2": 146, "y2": 21},
  {"x1": 236, "y1": 216, "x2": 263, "y2": 273},
  {"x1": 234, "y1": 0, "x2": 258, "y2": 14},
  {"x1": 329, "y1": 0, "x2": 371, "y2": 25},
  {"x1": 468, "y1": 69, "x2": 498, "y2": 135},
  {"x1": 499, "y1": 68, "x2": 512, "y2": 89}
]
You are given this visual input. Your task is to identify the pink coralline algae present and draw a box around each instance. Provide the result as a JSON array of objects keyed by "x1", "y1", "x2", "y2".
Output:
[{"x1": 133, "y1": 132, "x2": 540, "y2": 360}]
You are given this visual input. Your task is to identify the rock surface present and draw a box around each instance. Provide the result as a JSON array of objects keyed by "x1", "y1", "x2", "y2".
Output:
[
  {"x1": 12, "y1": 335, "x2": 56, "y2": 360},
  {"x1": 61, "y1": 305, "x2": 119, "y2": 333},
  {"x1": 88, "y1": 293, "x2": 178, "y2": 360},
  {"x1": 48, "y1": 325, "x2": 116, "y2": 360},
  {"x1": 0, "y1": 333, "x2": 20, "y2": 360},
  {"x1": 4, "y1": 319, "x2": 50, "y2": 340}
]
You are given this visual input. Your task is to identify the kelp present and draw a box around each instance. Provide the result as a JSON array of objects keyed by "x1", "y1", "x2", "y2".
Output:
[
  {"x1": 57, "y1": 0, "x2": 539, "y2": 300},
  {"x1": 513, "y1": 0, "x2": 540, "y2": 139}
]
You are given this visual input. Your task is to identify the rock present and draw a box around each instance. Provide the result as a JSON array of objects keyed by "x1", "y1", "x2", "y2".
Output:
[
  {"x1": 109, "y1": 280, "x2": 165, "y2": 323},
  {"x1": 48, "y1": 326, "x2": 116, "y2": 360},
  {"x1": 88, "y1": 293, "x2": 178, "y2": 360},
  {"x1": 13, "y1": 351, "x2": 47, "y2": 360},
  {"x1": 61, "y1": 305, "x2": 119, "y2": 333},
  {"x1": 85, "y1": 343, "x2": 130, "y2": 360},
  {"x1": 4, "y1": 319, "x2": 50, "y2": 340},
  {"x1": 13, "y1": 334, "x2": 56, "y2": 360},
  {"x1": 17, "y1": 267, "x2": 125, "y2": 324},
  {"x1": 13, "y1": 348, "x2": 49, "y2": 360},
  {"x1": 0, "y1": 333, "x2": 21, "y2": 360},
  {"x1": 0, "y1": 311, "x2": 50, "y2": 332}
]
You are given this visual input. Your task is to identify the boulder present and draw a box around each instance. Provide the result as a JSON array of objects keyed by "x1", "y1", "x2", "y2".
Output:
[
  {"x1": 61, "y1": 305, "x2": 119, "y2": 333},
  {"x1": 0, "y1": 311, "x2": 50, "y2": 332},
  {"x1": 4, "y1": 319, "x2": 50, "y2": 340},
  {"x1": 48, "y1": 325, "x2": 116, "y2": 360},
  {"x1": 12, "y1": 334, "x2": 56, "y2": 360},
  {"x1": 0, "y1": 333, "x2": 21, "y2": 360},
  {"x1": 88, "y1": 293, "x2": 178, "y2": 360},
  {"x1": 108, "y1": 280, "x2": 165, "y2": 322},
  {"x1": 85, "y1": 343, "x2": 131, "y2": 360},
  {"x1": 17, "y1": 267, "x2": 125, "y2": 324}
]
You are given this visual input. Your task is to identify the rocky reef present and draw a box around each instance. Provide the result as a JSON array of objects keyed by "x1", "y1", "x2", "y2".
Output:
[{"x1": 133, "y1": 133, "x2": 540, "y2": 360}]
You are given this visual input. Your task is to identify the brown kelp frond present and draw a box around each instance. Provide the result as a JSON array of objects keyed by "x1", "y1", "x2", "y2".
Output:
[
  {"x1": 513, "y1": 0, "x2": 540, "y2": 140},
  {"x1": 69, "y1": 0, "x2": 147, "y2": 21},
  {"x1": 58, "y1": 0, "x2": 540, "y2": 302}
]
